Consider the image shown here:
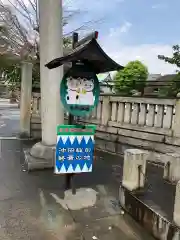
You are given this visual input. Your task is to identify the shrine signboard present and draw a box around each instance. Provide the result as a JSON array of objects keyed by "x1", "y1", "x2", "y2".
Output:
[
  {"x1": 55, "y1": 125, "x2": 96, "y2": 174},
  {"x1": 45, "y1": 31, "x2": 123, "y2": 187},
  {"x1": 60, "y1": 64, "x2": 100, "y2": 117}
]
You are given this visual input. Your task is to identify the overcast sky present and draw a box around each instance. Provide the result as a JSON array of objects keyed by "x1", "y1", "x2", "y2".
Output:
[
  {"x1": 2, "y1": 0, "x2": 179, "y2": 74},
  {"x1": 65, "y1": 0, "x2": 179, "y2": 74}
]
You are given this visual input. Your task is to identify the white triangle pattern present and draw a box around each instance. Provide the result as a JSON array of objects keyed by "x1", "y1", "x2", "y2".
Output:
[
  {"x1": 66, "y1": 164, "x2": 74, "y2": 173},
  {"x1": 56, "y1": 135, "x2": 61, "y2": 143},
  {"x1": 84, "y1": 135, "x2": 90, "y2": 144},
  {"x1": 88, "y1": 164, "x2": 93, "y2": 172},
  {"x1": 55, "y1": 163, "x2": 93, "y2": 174},
  {"x1": 57, "y1": 135, "x2": 94, "y2": 145},
  {"x1": 61, "y1": 136, "x2": 68, "y2": 144},
  {"x1": 81, "y1": 163, "x2": 88, "y2": 173},
  {"x1": 85, "y1": 135, "x2": 94, "y2": 144},
  {"x1": 76, "y1": 135, "x2": 83, "y2": 144},
  {"x1": 90, "y1": 135, "x2": 94, "y2": 142},
  {"x1": 54, "y1": 166, "x2": 59, "y2": 174},
  {"x1": 69, "y1": 135, "x2": 76, "y2": 144},
  {"x1": 74, "y1": 164, "x2": 81, "y2": 173},
  {"x1": 59, "y1": 164, "x2": 67, "y2": 173}
]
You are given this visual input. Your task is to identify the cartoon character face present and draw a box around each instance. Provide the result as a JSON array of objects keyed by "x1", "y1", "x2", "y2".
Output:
[
  {"x1": 82, "y1": 78, "x2": 94, "y2": 92},
  {"x1": 65, "y1": 77, "x2": 95, "y2": 106},
  {"x1": 66, "y1": 77, "x2": 80, "y2": 91}
]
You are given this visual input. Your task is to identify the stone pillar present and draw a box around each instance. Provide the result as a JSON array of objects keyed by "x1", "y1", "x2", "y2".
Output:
[
  {"x1": 122, "y1": 149, "x2": 148, "y2": 191},
  {"x1": 173, "y1": 180, "x2": 180, "y2": 227},
  {"x1": 163, "y1": 153, "x2": 180, "y2": 183},
  {"x1": 20, "y1": 62, "x2": 33, "y2": 138},
  {"x1": 101, "y1": 96, "x2": 110, "y2": 125},
  {"x1": 39, "y1": 0, "x2": 64, "y2": 145},
  {"x1": 173, "y1": 99, "x2": 180, "y2": 137},
  {"x1": 25, "y1": 0, "x2": 64, "y2": 170}
]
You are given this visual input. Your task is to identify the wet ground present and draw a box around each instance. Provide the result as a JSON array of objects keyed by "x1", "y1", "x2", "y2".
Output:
[
  {"x1": 0, "y1": 99, "x2": 156, "y2": 239},
  {"x1": 0, "y1": 99, "x2": 19, "y2": 137},
  {"x1": 0, "y1": 139, "x2": 155, "y2": 240}
]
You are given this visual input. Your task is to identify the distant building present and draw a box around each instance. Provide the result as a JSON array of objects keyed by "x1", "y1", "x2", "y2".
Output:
[
  {"x1": 144, "y1": 74, "x2": 161, "y2": 96},
  {"x1": 144, "y1": 74, "x2": 177, "y2": 96},
  {"x1": 97, "y1": 73, "x2": 114, "y2": 93}
]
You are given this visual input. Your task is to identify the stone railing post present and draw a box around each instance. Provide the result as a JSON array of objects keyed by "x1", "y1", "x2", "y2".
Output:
[
  {"x1": 163, "y1": 153, "x2": 180, "y2": 183},
  {"x1": 20, "y1": 61, "x2": 33, "y2": 138},
  {"x1": 101, "y1": 96, "x2": 111, "y2": 125},
  {"x1": 122, "y1": 149, "x2": 148, "y2": 191},
  {"x1": 31, "y1": 93, "x2": 41, "y2": 117},
  {"x1": 172, "y1": 99, "x2": 180, "y2": 137},
  {"x1": 173, "y1": 180, "x2": 180, "y2": 227}
]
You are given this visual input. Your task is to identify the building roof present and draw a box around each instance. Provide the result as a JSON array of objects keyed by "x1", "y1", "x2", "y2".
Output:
[
  {"x1": 147, "y1": 74, "x2": 161, "y2": 81},
  {"x1": 145, "y1": 74, "x2": 177, "y2": 88},
  {"x1": 156, "y1": 74, "x2": 177, "y2": 82}
]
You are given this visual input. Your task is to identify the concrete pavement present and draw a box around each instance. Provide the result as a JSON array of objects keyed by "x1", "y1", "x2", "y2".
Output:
[
  {"x1": 0, "y1": 99, "x2": 20, "y2": 137},
  {"x1": 0, "y1": 99, "x2": 155, "y2": 239},
  {"x1": 0, "y1": 139, "x2": 155, "y2": 240}
]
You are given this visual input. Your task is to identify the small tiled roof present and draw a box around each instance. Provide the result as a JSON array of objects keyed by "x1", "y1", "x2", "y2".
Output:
[{"x1": 45, "y1": 38, "x2": 123, "y2": 74}]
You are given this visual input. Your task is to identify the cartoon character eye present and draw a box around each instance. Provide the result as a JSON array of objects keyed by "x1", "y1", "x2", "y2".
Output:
[{"x1": 67, "y1": 96, "x2": 69, "y2": 100}]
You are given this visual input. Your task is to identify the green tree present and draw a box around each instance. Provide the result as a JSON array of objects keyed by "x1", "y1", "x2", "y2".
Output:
[
  {"x1": 114, "y1": 60, "x2": 148, "y2": 96},
  {"x1": 158, "y1": 45, "x2": 180, "y2": 68},
  {"x1": 1, "y1": 63, "x2": 40, "y2": 88},
  {"x1": 158, "y1": 45, "x2": 180, "y2": 97}
]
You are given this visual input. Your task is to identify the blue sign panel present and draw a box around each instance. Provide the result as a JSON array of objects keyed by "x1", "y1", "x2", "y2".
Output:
[{"x1": 55, "y1": 125, "x2": 96, "y2": 174}]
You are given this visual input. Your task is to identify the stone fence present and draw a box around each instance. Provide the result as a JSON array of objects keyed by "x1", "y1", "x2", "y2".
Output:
[
  {"x1": 30, "y1": 93, "x2": 180, "y2": 163},
  {"x1": 119, "y1": 148, "x2": 180, "y2": 240}
]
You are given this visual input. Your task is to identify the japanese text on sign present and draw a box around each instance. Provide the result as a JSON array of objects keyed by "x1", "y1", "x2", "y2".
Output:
[
  {"x1": 58, "y1": 148, "x2": 91, "y2": 153},
  {"x1": 58, "y1": 155, "x2": 91, "y2": 161},
  {"x1": 55, "y1": 125, "x2": 96, "y2": 174},
  {"x1": 58, "y1": 127, "x2": 93, "y2": 134}
]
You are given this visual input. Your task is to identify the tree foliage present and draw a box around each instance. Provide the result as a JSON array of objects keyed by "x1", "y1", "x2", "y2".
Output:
[
  {"x1": 113, "y1": 60, "x2": 148, "y2": 95},
  {"x1": 158, "y1": 45, "x2": 180, "y2": 69},
  {"x1": 1, "y1": 62, "x2": 40, "y2": 90},
  {"x1": 0, "y1": 0, "x2": 100, "y2": 93},
  {"x1": 158, "y1": 45, "x2": 180, "y2": 97}
]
